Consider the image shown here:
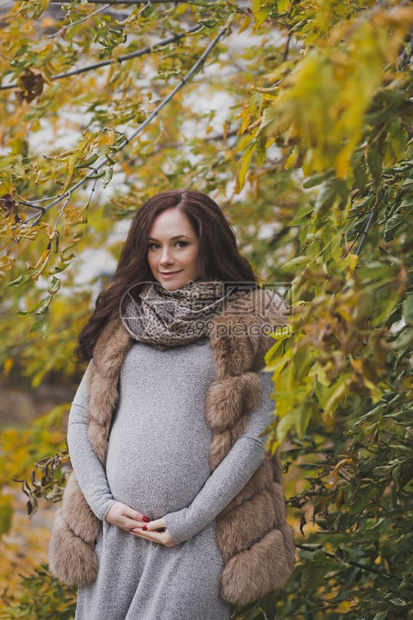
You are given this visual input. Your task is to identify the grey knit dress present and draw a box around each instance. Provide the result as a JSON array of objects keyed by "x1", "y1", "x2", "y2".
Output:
[{"x1": 67, "y1": 338, "x2": 276, "y2": 620}]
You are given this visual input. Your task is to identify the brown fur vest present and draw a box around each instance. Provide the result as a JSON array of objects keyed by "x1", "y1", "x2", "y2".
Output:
[{"x1": 48, "y1": 288, "x2": 296, "y2": 606}]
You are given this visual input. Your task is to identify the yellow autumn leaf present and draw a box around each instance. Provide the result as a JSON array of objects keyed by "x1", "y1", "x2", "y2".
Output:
[
  {"x1": 41, "y1": 16, "x2": 55, "y2": 28},
  {"x1": 237, "y1": 144, "x2": 255, "y2": 191},
  {"x1": 239, "y1": 13, "x2": 251, "y2": 33},
  {"x1": 3, "y1": 358, "x2": 13, "y2": 376}
]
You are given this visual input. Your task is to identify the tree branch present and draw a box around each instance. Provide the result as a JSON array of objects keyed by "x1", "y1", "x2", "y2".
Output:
[
  {"x1": 0, "y1": 23, "x2": 204, "y2": 90},
  {"x1": 47, "y1": 0, "x2": 214, "y2": 4},
  {"x1": 343, "y1": 186, "x2": 384, "y2": 258},
  {"x1": 295, "y1": 544, "x2": 399, "y2": 580},
  {"x1": 48, "y1": 2, "x2": 112, "y2": 39}
]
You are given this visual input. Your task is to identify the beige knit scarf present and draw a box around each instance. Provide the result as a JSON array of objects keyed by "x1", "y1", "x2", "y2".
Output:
[{"x1": 120, "y1": 278, "x2": 230, "y2": 349}]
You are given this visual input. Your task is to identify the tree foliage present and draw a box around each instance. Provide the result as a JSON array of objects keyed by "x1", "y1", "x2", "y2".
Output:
[{"x1": 0, "y1": 0, "x2": 412, "y2": 618}]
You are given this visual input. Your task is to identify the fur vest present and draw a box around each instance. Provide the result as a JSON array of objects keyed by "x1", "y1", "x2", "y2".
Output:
[{"x1": 48, "y1": 287, "x2": 296, "y2": 606}]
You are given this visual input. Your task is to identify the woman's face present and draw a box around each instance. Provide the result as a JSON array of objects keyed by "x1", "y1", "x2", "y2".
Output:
[{"x1": 147, "y1": 208, "x2": 201, "y2": 291}]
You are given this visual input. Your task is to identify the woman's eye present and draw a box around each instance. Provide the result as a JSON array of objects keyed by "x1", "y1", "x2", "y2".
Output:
[{"x1": 148, "y1": 241, "x2": 188, "y2": 249}]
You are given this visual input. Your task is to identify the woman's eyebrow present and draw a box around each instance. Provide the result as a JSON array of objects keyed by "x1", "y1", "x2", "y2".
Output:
[{"x1": 148, "y1": 235, "x2": 191, "y2": 241}]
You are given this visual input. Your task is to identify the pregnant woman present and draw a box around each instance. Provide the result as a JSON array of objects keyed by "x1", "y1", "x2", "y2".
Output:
[{"x1": 48, "y1": 189, "x2": 295, "y2": 619}]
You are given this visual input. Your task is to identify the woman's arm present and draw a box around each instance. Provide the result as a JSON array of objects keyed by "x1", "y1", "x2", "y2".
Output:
[
  {"x1": 162, "y1": 371, "x2": 277, "y2": 545},
  {"x1": 66, "y1": 363, "x2": 117, "y2": 522}
]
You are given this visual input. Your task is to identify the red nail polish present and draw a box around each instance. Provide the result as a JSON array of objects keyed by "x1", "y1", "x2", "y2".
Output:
[
  {"x1": 142, "y1": 516, "x2": 150, "y2": 522},
  {"x1": 142, "y1": 525, "x2": 147, "y2": 531}
]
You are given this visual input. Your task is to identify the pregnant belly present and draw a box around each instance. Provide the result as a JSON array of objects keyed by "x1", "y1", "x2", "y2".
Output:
[{"x1": 105, "y1": 424, "x2": 210, "y2": 519}]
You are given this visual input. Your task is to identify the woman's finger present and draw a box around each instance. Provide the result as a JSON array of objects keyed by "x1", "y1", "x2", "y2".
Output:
[
  {"x1": 137, "y1": 517, "x2": 166, "y2": 530},
  {"x1": 130, "y1": 528, "x2": 166, "y2": 544},
  {"x1": 130, "y1": 520, "x2": 175, "y2": 547},
  {"x1": 121, "y1": 506, "x2": 149, "y2": 522},
  {"x1": 123, "y1": 516, "x2": 148, "y2": 529}
]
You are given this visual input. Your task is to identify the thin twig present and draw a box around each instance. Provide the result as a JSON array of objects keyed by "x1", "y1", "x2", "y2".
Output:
[
  {"x1": 342, "y1": 186, "x2": 384, "y2": 259},
  {"x1": 295, "y1": 544, "x2": 399, "y2": 580},
  {"x1": 48, "y1": 0, "x2": 151, "y2": 39},
  {"x1": 48, "y1": 3, "x2": 111, "y2": 39},
  {"x1": 0, "y1": 197, "x2": 45, "y2": 211},
  {"x1": 353, "y1": 207, "x2": 379, "y2": 256},
  {"x1": 398, "y1": 30, "x2": 413, "y2": 71},
  {"x1": 347, "y1": 209, "x2": 376, "y2": 219},
  {"x1": 45, "y1": 0, "x2": 211, "y2": 4},
  {"x1": 0, "y1": 24, "x2": 204, "y2": 91},
  {"x1": 283, "y1": 31, "x2": 291, "y2": 62},
  {"x1": 0, "y1": 239, "x2": 20, "y2": 259},
  {"x1": 42, "y1": 0, "x2": 213, "y2": 5},
  {"x1": 52, "y1": 195, "x2": 71, "y2": 231},
  {"x1": 125, "y1": 127, "x2": 239, "y2": 164},
  {"x1": 0, "y1": 176, "x2": 98, "y2": 260}
]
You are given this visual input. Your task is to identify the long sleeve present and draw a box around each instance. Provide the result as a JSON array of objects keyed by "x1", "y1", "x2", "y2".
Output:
[
  {"x1": 66, "y1": 363, "x2": 117, "y2": 522},
  {"x1": 162, "y1": 370, "x2": 276, "y2": 545}
]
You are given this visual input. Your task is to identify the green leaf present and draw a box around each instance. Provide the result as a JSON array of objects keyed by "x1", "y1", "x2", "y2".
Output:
[
  {"x1": 303, "y1": 170, "x2": 334, "y2": 188},
  {"x1": 8, "y1": 273, "x2": 32, "y2": 287},
  {"x1": 35, "y1": 295, "x2": 52, "y2": 316},
  {"x1": 48, "y1": 276, "x2": 60, "y2": 294},
  {"x1": 366, "y1": 146, "x2": 382, "y2": 187},
  {"x1": 314, "y1": 177, "x2": 348, "y2": 217},
  {"x1": 296, "y1": 402, "x2": 312, "y2": 440},
  {"x1": 0, "y1": 494, "x2": 13, "y2": 535},
  {"x1": 384, "y1": 202, "x2": 411, "y2": 241},
  {"x1": 279, "y1": 256, "x2": 310, "y2": 270},
  {"x1": 288, "y1": 205, "x2": 314, "y2": 226},
  {"x1": 301, "y1": 561, "x2": 331, "y2": 588},
  {"x1": 402, "y1": 292, "x2": 413, "y2": 326},
  {"x1": 389, "y1": 598, "x2": 407, "y2": 607},
  {"x1": 75, "y1": 153, "x2": 99, "y2": 170},
  {"x1": 277, "y1": 0, "x2": 290, "y2": 13},
  {"x1": 103, "y1": 166, "x2": 114, "y2": 188},
  {"x1": 251, "y1": 0, "x2": 272, "y2": 28},
  {"x1": 237, "y1": 143, "x2": 255, "y2": 190},
  {"x1": 348, "y1": 486, "x2": 377, "y2": 515}
]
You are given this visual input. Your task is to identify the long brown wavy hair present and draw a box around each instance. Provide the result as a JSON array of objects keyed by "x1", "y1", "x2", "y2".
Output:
[{"x1": 74, "y1": 189, "x2": 261, "y2": 362}]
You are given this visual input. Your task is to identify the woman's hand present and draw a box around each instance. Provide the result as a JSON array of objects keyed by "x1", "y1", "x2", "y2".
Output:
[
  {"x1": 130, "y1": 517, "x2": 177, "y2": 547},
  {"x1": 105, "y1": 501, "x2": 149, "y2": 533}
]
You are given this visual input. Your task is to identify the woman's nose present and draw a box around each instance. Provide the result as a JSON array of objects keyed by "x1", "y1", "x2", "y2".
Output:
[{"x1": 160, "y1": 249, "x2": 174, "y2": 264}]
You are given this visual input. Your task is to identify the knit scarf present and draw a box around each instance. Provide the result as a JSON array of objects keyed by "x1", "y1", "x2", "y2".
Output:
[{"x1": 120, "y1": 279, "x2": 230, "y2": 349}]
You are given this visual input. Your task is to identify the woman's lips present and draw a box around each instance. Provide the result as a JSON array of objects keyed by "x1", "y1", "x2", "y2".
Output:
[{"x1": 160, "y1": 270, "x2": 182, "y2": 278}]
